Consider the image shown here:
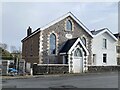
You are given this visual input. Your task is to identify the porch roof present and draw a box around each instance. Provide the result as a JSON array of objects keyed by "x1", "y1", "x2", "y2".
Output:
[
  {"x1": 59, "y1": 38, "x2": 78, "y2": 54},
  {"x1": 59, "y1": 38, "x2": 89, "y2": 56}
]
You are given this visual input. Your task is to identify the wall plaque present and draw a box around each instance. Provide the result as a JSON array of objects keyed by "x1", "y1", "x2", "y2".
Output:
[{"x1": 65, "y1": 34, "x2": 72, "y2": 39}]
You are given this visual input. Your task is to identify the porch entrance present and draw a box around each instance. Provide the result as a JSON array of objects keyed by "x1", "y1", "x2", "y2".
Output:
[{"x1": 72, "y1": 47, "x2": 83, "y2": 73}]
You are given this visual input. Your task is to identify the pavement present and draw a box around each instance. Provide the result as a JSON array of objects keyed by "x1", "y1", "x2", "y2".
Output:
[
  {"x1": 2, "y1": 71, "x2": 118, "y2": 88},
  {"x1": 2, "y1": 71, "x2": 118, "y2": 80}
]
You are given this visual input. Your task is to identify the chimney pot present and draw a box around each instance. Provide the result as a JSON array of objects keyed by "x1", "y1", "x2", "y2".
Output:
[{"x1": 27, "y1": 26, "x2": 32, "y2": 36}]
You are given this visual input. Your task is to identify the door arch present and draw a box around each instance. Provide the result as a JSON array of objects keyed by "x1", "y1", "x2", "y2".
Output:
[{"x1": 72, "y1": 46, "x2": 83, "y2": 73}]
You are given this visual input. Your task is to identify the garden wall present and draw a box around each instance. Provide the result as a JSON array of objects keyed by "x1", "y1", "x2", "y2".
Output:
[
  {"x1": 33, "y1": 64, "x2": 69, "y2": 75},
  {"x1": 88, "y1": 66, "x2": 120, "y2": 73}
]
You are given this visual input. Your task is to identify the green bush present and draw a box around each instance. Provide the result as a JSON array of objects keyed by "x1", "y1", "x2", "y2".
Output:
[{"x1": 1, "y1": 48, "x2": 14, "y2": 60}]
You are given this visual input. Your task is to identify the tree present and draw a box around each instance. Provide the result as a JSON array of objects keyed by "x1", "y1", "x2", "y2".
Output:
[
  {"x1": 10, "y1": 46, "x2": 17, "y2": 53},
  {"x1": 10, "y1": 45, "x2": 22, "y2": 69},
  {"x1": 0, "y1": 43, "x2": 8, "y2": 50}
]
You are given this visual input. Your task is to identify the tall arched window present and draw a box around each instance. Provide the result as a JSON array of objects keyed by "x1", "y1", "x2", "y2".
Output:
[
  {"x1": 82, "y1": 37, "x2": 86, "y2": 46},
  {"x1": 50, "y1": 33, "x2": 56, "y2": 54},
  {"x1": 66, "y1": 20, "x2": 72, "y2": 31},
  {"x1": 74, "y1": 48, "x2": 82, "y2": 57}
]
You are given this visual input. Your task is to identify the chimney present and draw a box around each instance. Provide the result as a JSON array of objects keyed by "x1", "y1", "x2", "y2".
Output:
[
  {"x1": 91, "y1": 29, "x2": 95, "y2": 32},
  {"x1": 27, "y1": 26, "x2": 32, "y2": 36},
  {"x1": 92, "y1": 29, "x2": 95, "y2": 32}
]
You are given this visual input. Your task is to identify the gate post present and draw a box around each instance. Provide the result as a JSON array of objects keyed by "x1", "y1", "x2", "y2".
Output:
[{"x1": 33, "y1": 63, "x2": 37, "y2": 75}]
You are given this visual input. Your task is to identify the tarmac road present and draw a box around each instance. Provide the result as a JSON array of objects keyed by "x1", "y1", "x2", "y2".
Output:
[{"x1": 2, "y1": 72, "x2": 119, "y2": 88}]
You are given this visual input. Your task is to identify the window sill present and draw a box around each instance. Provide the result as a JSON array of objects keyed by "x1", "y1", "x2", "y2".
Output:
[
  {"x1": 102, "y1": 63, "x2": 107, "y2": 65},
  {"x1": 102, "y1": 48, "x2": 107, "y2": 50},
  {"x1": 49, "y1": 54, "x2": 57, "y2": 56},
  {"x1": 65, "y1": 30, "x2": 73, "y2": 32}
]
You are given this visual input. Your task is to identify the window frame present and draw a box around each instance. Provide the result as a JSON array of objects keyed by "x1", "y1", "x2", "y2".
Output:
[
  {"x1": 49, "y1": 33, "x2": 56, "y2": 55},
  {"x1": 30, "y1": 44, "x2": 33, "y2": 56},
  {"x1": 74, "y1": 48, "x2": 82, "y2": 58},
  {"x1": 103, "y1": 54, "x2": 107, "y2": 63},
  {"x1": 66, "y1": 19, "x2": 73, "y2": 31},
  {"x1": 117, "y1": 57, "x2": 120, "y2": 64},
  {"x1": 103, "y1": 38, "x2": 107, "y2": 49},
  {"x1": 116, "y1": 46, "x2": 120, "y2": 53},
  {"x1": 82, "y1": 37, "x2": 86, "y2": 46},
  {"x1": 93, "y1": 54, "x2": 96, "y2": 64}
]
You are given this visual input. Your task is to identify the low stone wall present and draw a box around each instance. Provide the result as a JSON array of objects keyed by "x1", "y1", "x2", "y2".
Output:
[
  {"x1": 33, "y1": 64, "x2": 69, "y2": 75},
  {"x1": 88, "y1": 66, "x2": 120, "y2": 73}
]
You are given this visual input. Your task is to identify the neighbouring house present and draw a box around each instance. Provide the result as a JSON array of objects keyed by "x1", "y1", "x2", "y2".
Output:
[
  {"x1": 0, "y1": 47, "x2": 15, "y2": 75},
  {"x1": 114, "y1": 33, "x2": 120, "y2": 65},
  {"x1": 91, "y1": 28, "x2": 117, "y2": 66},
  {"x1": 1, "y1": 60, "x2": 14, "y2": 75},
  {"x1": 22, "y1": 12, "x2": 93, "y2": 73}
]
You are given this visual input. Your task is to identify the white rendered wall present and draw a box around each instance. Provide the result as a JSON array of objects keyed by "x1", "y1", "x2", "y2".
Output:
[{"x1": 92, "y1": 32, "x2": 117, "y2": 66}]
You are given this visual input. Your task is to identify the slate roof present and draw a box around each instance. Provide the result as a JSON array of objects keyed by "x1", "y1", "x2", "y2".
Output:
[
  {"x1": 91, "y1": 28, "x2": 117, "y2": 41},
  {"x1": 22, "y1": 12, "x2": 93, "y2": 42},
  {"x1": 59, "y1": 38, "x2": 78, "y2": 54},
  {"x1": 91, "y1": 29, "x2": 105, "y2": 35},
  {"x1": 114, "y1": 33, "x2": 120, "y2": 39}
]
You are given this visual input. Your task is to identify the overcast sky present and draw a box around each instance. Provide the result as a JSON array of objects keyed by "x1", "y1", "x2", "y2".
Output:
[{"x1": 1, "y1": 2, "x2": 118, "y2": 51}]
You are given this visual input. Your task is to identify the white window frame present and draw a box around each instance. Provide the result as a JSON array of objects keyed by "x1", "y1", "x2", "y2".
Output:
[
  {"x1": 103, "y1": 54, "x2": 107, "y2": 63},
  {"x1": 93, "y1": 54, "x2": 96, "y2": 65},
  {"x1": 49, "y1": 33, "x2": 56, "y2": 55},
  {"x1": 103, "y1": 38, "x2": 107, "y2": 49}
]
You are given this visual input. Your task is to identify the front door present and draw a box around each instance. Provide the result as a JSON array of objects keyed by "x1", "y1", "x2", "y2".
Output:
[{"x1": 72, "y1": 48, "x2": 83, "y2": 73}]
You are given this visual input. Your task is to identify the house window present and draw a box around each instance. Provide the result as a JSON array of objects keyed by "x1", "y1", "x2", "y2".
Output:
[
  {"x1": 63, "y1": 56, "x2": 68, "y2": 64},
  {"x1": 50, "y1": 33, "x2": 56, "y2": 54},
  {"x1": 103, "y1": 54, "x2": 107, "y2": 63},
  {"x1": 93, "y1": 54, "x2": 96, "y2": 64},
  {"x1": 66, "y1": 20, "x2": 72, "y2": 31},
  {"x1": 117, "y1": 58, "x2": 120, "y2": 65},
  {"x1": 116, "y1": 46, "x2": 120, "y2": 53},
  {"x1": 82, "y1": 37, "x2": 86, "y2": 46},
  {"x1": 25, "y1": 47, "x2": 27, "y2": 57},
  {"x1": 30, "y1": 44, "x2": 33, "y2": 56},
  {"x1": 74, "y1": 48, "x2": 82, "y2": 57},
  {"x1": 103, "y1": 38, "x2": 107, "y2": 49}
]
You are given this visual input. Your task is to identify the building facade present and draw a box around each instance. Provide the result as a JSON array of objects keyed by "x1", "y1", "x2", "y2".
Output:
[
  {"x1": 22, "y1": 12, "x2": 118, "y2": 73},
  {"x1": 114, "y1": 33, "x2": 120, "y2": 65},
  {"x1": 22, "y1": 12, "x2": 93, "y2": 73},
  {"x1": 91, "y1": 28, "x2": 117, "y2": 66}
]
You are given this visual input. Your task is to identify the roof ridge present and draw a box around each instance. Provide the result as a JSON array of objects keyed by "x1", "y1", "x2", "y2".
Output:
[
  {"x1": 96, "y1": 28, "x2": 108, "y2": 31},
  {"x1": 22, "y1": 12, "x2": 93, "y2": 41}
]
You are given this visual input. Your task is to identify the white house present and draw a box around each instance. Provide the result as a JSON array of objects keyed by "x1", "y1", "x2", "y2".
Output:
[{"x1": 91, "y1": 28, "x2": 117, "y2": 66}]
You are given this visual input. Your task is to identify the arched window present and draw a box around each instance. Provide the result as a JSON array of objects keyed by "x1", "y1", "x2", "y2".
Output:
[
  {"x1": 74, "y1": 48, "x2": 82, "y2": 57},
  {"x1": 82, "y1": 37, "x2": 86, "y2": 46},
  {"x1": 50, "y1": 33, "x2": 56, "y2": 54},
  {"x1": 66, "y1": 20, "x2": 72, "y2": 31}
]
